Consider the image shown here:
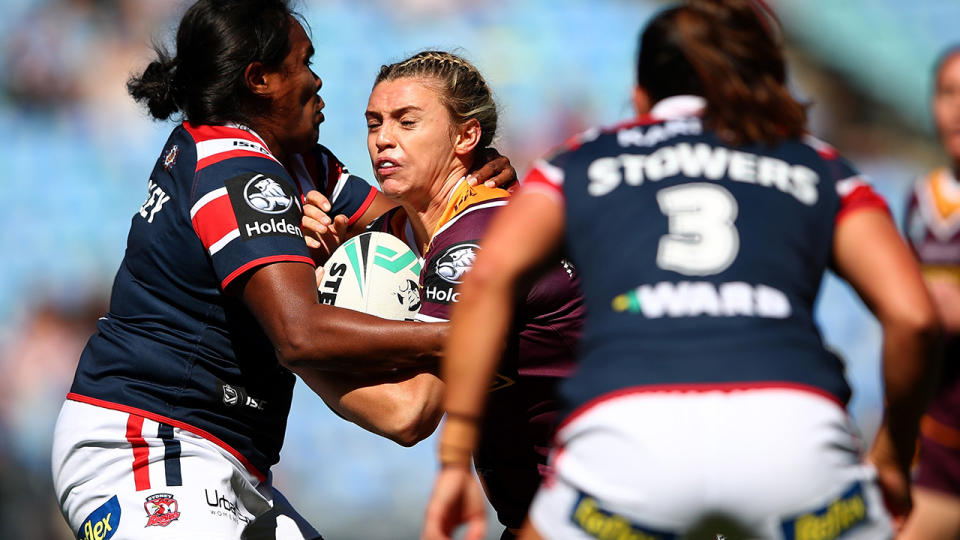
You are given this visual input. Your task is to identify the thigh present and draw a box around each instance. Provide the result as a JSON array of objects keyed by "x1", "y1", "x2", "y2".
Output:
[
  {"x1": 54, "y1": 401, "x2": 261, "y2": 539},
  {"x1": 900, "y1": 487, "x2": 960, "y2": 540}
]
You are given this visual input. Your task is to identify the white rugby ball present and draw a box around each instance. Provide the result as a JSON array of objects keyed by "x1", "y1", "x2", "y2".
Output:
[{"x1": 318, "y1": 231, "x2": 422, "y2": 321}]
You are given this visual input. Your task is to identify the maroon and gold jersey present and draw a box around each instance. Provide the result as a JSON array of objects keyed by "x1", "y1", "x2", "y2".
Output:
[
  {"x1": 370, "y1": 180, "x2": 585, "y2": 528},
  {"x1": 904, "y1": 167, "x2": 960, "y2": 496}
]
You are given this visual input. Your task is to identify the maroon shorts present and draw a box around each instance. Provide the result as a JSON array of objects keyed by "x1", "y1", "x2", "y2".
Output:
[{"x1": 914, "y1": 346, "x2": 960, "y2": 497}]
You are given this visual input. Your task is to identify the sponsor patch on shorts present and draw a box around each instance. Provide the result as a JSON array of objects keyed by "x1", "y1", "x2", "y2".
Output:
[
  {"x1": 144, "y1": 493, "x2": 181, "y2": 527},
  {"x1": 225, "y1": 173, "x2": 303, "y2": 241},
  {"x1": 569, "y1": 490, "x2": 677, "y2": 540},
  {"x1": 77, "y1": 495, "x2": 121, "y2": 540},
  {"x1": 780, "y1": 482, "x2": 868, "y2": 540}
]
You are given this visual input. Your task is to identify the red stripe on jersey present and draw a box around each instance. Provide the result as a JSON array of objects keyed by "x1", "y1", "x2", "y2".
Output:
[
  {"x1": 68, "y1": 393, "x2": 268, "y2": 482},
  {"x1": 197, "y1": 149, "x2": 275, "y2": 172},
  {"x1": 125, "y1": 414, "x2": 151, "y2": 491},
  {"x1": 326, "y1": 159, "x2": 344, "y2": 196},
  {"x1": 346, "y1": 186, "x2": 379, "y2": 226},
  {"x1": 836, "y1": 184, "x2": 890, "y2": 223},
  {"x1": 191, "y1": 194, "x2": 239, "y2": 251},
  {"x1": 803, "y1": 135, "x2": 840, "y2": 160},
  {"x1": 221, "y1": 255, "x2": 315, "y2": 290},
  {"x1": 522, "y1": 168, "x2": 564, "y2": 200},
  {"x1": 184, "y1": 123, "x2": 264, "y2": 144},
  {"x1": 604, "y1": 114, "x2": 661, "y2": 134},
  {"x1": 556, "y1": 381, "x2": 845, "y2": 434}
]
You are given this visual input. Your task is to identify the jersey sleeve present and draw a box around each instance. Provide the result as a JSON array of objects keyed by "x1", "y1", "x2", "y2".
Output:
[
  {"x1": 305, "y1": 145, "x2": 378, "y2": 225},
  {"x1": 190, "y1": 159, "x2": 314, "y2": 290},
  {"x1": 519, "y1": 158, "x2": 566, "y2": 206}
]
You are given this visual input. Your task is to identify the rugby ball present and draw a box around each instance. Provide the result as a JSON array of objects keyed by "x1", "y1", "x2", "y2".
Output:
[{"x1": 318, "y1": 232, "x2": 422, "y2": 321}]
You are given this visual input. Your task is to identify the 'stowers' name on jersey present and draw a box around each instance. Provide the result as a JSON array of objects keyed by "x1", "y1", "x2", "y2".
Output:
[{"x1": 587, "y1": 141, "x2": 819, "y2": 205}]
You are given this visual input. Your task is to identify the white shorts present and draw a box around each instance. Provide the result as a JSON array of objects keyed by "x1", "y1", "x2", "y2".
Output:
[
  {"x1": 528, "y1": 387, "x2": 892, "y2": 540},
  {"x1": 52, "y1": 399, "x2": 320, "y2": 540}
]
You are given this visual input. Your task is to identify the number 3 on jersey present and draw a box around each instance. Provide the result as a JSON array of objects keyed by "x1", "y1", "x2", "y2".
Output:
[{"x1": 656, "y1": 183, "x2": 739, "y2": 276}]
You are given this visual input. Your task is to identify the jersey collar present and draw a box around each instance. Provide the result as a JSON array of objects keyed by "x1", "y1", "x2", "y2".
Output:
[{"x1": 649, "y1": 95, "x2": 706, "y2": 121}]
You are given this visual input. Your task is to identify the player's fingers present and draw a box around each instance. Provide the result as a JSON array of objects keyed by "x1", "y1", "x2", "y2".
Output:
[
  {"x1": 463, "y1": 518, "x2": 486, "y2": 540},
  {"x1": 420, "y1": 512, "x2": 451, "y2": 540},
  {"x1": 301, "y1": 215, "x2": 329, "y2": 238},
  {"x1": 469, "y1": 155, "x2": 503, "y2": 184},
  {"x1": 332, "y1": 214, "x2": 349, "y2": 238},
  {"x1": 314, "y1": 266, "x2": 325, "y2": 288},
  {"x1": 302, "y1": 203, "x2": 332, "y2": 227},
  {"x1": 304, "y1": 190, "x2": 332, "y2": 212},
  {"x1": 474, "y1": 151, "x2": 517, "y2": 189}
]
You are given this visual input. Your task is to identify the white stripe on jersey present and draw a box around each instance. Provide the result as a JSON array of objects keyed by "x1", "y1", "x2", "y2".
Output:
[
  {"x1": 415, "y1": 313, "x2": 448, "y2": 323},
  {"x1": 190, "y1": 187, "x2": 228, "y2": 218},
  {"x1": 532, "y1": 159, "x2": 565, "y2": 187},
  {"x1": 836, "y1": 175, "x2": 869, "y2": 197},
  {"x1": 209, "y1": 229, "x2": 241, "y2": 256},
  {"x1": 330, "y1": 172, "x2": 354, "y2": 204},
  {"x1": 196, "y1": 138, "x2": 279, "y2": 164},
  {"x1": 432, "y1": 200, "x2": 508, "y2": 240}
]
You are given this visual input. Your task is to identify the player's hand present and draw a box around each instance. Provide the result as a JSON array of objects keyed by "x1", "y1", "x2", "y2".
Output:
[
  {"x1": 867, "y1": 443, "x2": 912, "y2": 531},
  {"x1": 301, "y1": 190, "x2": 348, "y2": 265},
  {"x1": 421, "y1": 466, "x2": 487, "y2": 540},
  {"x1": 467, "y1": 148, "x2": 517, "y2": 192}
]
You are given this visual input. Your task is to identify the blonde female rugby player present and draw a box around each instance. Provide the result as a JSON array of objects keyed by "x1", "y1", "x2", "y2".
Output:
[{"x1": 302, "y1": 50, "x2": 583, "y2": 540}]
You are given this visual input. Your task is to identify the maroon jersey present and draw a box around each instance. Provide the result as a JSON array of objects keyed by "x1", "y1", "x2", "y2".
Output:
[
  {"x1": 904, "y1": 167, "x2": 960, "y2": 495},
  {"x1": 371, "y1": 180, "x2": 584, "y2": 529}
]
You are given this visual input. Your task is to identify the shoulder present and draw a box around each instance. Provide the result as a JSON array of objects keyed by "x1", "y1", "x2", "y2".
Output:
[{"x1": 433, "y1": 182, "x2": 509, "y2": 237}]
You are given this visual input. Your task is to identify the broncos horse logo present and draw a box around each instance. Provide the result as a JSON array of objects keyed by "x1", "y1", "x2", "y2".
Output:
[
  {"x1": 436, "y1": 244, "x2": 478, "y2": 284},
  {"x1": 396, "y1": 279, "x2": 422, "y2": 312}
]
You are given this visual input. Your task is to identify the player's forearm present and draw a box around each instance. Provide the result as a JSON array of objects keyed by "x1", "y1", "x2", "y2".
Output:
[
  {"x1": 925, "y1": 276, "x2": 960, "y2": 333},
  {"x1": 876, "y1": 318, "x2": 940, "y2": 472},
  {"x1": 279, "y1": 310, "x2": 447, "y2": 373},
  {"x1": 300, "y1": 369, "x2": 444, "y2": 446},
  {"x1": 440, "y1": 261, "x2": 515, "y2": 458}
]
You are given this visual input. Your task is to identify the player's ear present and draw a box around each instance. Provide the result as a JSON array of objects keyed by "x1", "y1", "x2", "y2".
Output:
[
  {"x1": 454, "y1": 118, "x2": 482, "y2": 158},
  {"x1": 632, "y1": 86, "x2": 652, "y2": 116},
  {"x1": 245, "y1": 62, "x2": 272, "y2": 98}
]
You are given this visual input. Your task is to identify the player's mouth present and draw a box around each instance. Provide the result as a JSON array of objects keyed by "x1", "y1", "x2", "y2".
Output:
[
  {"x1": 375, "y1": 157, "x2": 400, "y2": 176},
  {"x1": 315, "y1": 96, "x2": 325, "y2": 124}
]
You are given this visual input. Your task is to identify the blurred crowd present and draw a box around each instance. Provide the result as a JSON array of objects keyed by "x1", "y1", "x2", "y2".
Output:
[{"x1": 0, "y1": 0, "x2": 957, "y2": 538}]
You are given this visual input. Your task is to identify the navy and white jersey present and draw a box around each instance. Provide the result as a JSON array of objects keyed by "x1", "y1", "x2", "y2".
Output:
[
  {"x1": 522, "y1": 95, "x2": 888, "y2": 417},
  {"x1": 68, "y1": 123, "x2": 376, "y2": 480}
]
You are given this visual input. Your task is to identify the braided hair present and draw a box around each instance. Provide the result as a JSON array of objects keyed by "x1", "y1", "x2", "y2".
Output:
[{"x1": 374, "y1": 50, "x2": 498, "y2": 150}]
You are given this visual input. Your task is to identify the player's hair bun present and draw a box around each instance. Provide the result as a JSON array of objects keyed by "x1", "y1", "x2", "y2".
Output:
[{"x1": 127, "y1": 52, "x2": 181, "y2": 121}]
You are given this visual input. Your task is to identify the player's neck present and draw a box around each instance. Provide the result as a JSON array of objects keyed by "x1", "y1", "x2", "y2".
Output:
[{"x1": 414, "y1": 166, "x2": 469, "y2": 248}]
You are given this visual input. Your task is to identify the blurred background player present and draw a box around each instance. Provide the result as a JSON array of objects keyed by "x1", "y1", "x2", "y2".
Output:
[
  {"x1": 302, "y1": 50, "x2": 583, "y2": 540},
  {"x1": 900, "y1": 45, "x2": 960, "y2": 540},
  {"x1": 423, "y1": 1, "x2": 940, "y2": 539}
]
